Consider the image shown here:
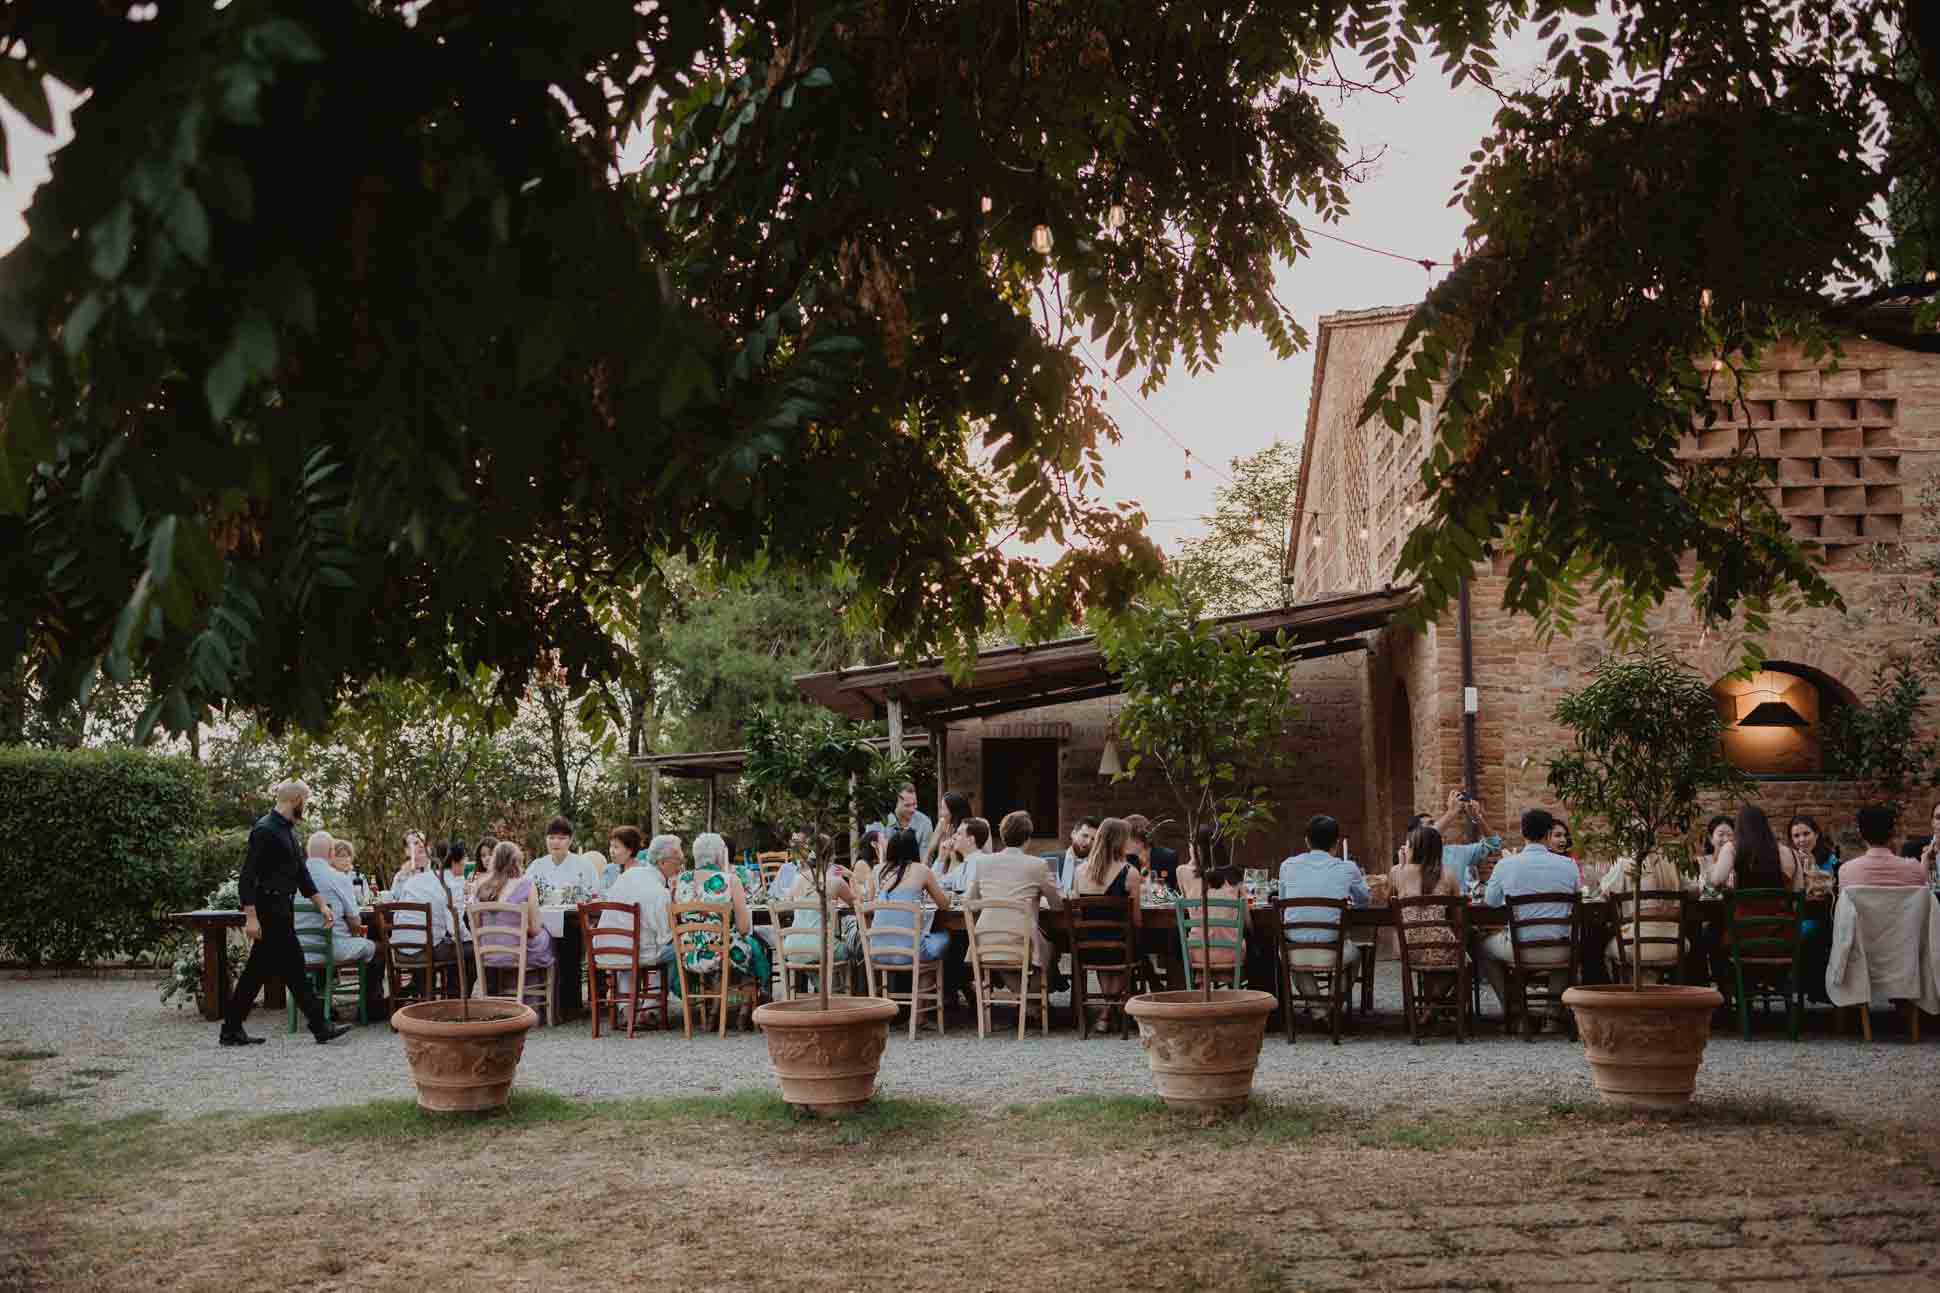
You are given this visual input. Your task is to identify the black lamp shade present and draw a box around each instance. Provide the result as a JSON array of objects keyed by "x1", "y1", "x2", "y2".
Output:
[{"x1": 1738, "y1": 700, "x2": 1809, "y2": 729}]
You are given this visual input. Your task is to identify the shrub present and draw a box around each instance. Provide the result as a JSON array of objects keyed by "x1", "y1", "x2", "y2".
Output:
[{"x1": 0, "y1": 746, "x2": 213, "y2": 965}]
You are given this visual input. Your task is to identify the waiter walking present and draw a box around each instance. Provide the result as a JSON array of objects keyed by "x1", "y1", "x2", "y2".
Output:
[{"x1": 219, "y1": 778, "x2": 353, "y2": 1047}]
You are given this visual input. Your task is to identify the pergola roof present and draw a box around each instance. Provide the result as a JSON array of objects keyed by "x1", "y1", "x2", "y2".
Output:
[
  {"x1": 793, "y1": 585, "x2": 1416, "y2": 726},
  {"x1": 631, "y1": 731, "x2": 930, "y2": 779}
]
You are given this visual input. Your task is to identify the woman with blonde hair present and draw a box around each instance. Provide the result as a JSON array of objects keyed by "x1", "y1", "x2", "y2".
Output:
[{"x1": 1074, "y1": 817, "x2": 1144, "y2": 1011}]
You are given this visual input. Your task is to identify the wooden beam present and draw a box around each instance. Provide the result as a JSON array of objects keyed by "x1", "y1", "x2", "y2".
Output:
[
  {"x1": 705, "y1": 775, "x2": 717, "y2": 830},
  {"x1": 887, "y1": 695, "x2": 905, "y2": 759},
  {"x1": 649, "y1": 766, "x2": 661, "y2": 838},
  {"x1": 930, "y1": 723, "x2": 947, "y2": 807}
]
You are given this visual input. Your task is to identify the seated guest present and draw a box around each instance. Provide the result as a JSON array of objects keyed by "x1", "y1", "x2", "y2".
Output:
[
  {"x1": 473, "y1": 841, "x2": 556, "y2": 987},
  {"x1": 295, "y1": 830, "x2": 377, "y2": 972},
  {"x1": 780, "y1": 842, "x2": 864, "y2": 976},
  {"x1": 1124, "y1": 814, "x2": 1181, "y2": 886},
  {"x1": 1413, "y1": 791, "x2": 1502, "y2": 891},
  {"x1": 600, "y1": 828, "x2": 677, "y2": 1006},
  {"x1": 330, "y1": 837, "x2": 366, "y2": 902},
  {"x1": 442, "y1": 840, "x2": 471, "y2": 943},
  {"x1": 861, "y1": 827, "x2": 952, "y2": 966},
  {"x1": 937, "y1": 815, "x2": 991, "y2": 893},
  {"x1": 1278, "y1": 815, "x2": 1372, "y2": 997},
  {"x1": 1842, "y1": 804, "x2": 1930, "y2": 886},
  {"x1": 1177, "y1": 823, "x2": 1242, "y2": 978},
  {"x1": 389, "y1": 841, "x2": 458, "y2": 990},
  {"x1": 924, "y1": 790, "x2": 974, "y2": 868},
  {"x1": 1599, "y1": 848, "x2": 1686, "y2": 982},
  {"x1": 528, "y1": 816, "x2": 599, "y2": 893},
  {"x1": 967, "y1": 814, "x2": 1062, "y2": 975},
  {"x1": 395, "y1": 830, "x2": 430, "y2": 884},
  {"x1": 1901, "y1": 799, "x2": 1940, "y2": 878},
  {"x1": 1547, "y1": 818, "x2": 1583, "y2": 884},
  {"x1": 1074, "y1": 817, "x2": 1144, "y2": 1013},
  {"x1": 1477, "y1": 808, "x2": 1580, "y2": 1025},
  {"x1": 1391, "y1": 825, "x2": 1461, "y2": 1009},
  {"x1": 1705, "y1": 804, "x2": 1805, "y2": 892},
  {"x1": 1057, "y1": 816, "x2": 1101, "y2": 892},
  {"x1": 673, "y1": 832, "x2": 771, "y2": 991},
  {"x1": 1791, "y1": 814, "x2": 1842, "y2": 1003},
  {"x1": 1699, "y1": 814, "x2": 1735, "y2": 879}
]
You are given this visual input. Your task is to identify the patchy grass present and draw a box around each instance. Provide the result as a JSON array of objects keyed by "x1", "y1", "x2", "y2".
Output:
[
  {"x1": 66, "y1": 1067, "x2": 124, "y2": 1082},
  {"x1": 0, "y1": 1111, "x2": 176, "y2": 1201},
  {"x1": 259, "y1": 1087, "x2": 960, "y2": 1149},
  {"x1": 0, "y1": 1049, "x2": 57, "y2": 1063},
  {"x1": 1006, "y1": 1093, "x2": 1325, "y2": 1146}
]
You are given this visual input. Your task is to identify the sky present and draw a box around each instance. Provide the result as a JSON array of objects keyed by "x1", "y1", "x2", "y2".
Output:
[{"x1": 0, "y1": 49, "x2": 1529, "y2": 556}]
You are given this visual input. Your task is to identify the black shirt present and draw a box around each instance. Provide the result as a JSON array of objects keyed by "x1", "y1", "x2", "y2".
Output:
[
  {"x1": 1904, "y1": 835, "x2": 1934, "y2": 861},
  {"x1": 1147, "y1": 846, "x2": 1181, "y2": 885},
  {"x1": 238, "y1": 809, "x2": 318, "y2": 908}
]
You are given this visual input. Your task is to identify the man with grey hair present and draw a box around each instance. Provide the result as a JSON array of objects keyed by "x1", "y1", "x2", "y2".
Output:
[
  {"x1": 222, "y1": 779, "x2": 352, "y2": 1046},
  {"x1": 600, "y1": 832, "x2": 681, "y2": 1014},
  {"x1": 295, "y1": 830, "x2": 376, "y2": 999}
]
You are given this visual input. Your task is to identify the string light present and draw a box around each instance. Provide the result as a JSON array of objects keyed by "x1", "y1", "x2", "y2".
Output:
[
  {"x1": 1107, "y1": 204, "x2": 1125, "y2": 231},
  {"x1": 1031, "y1": 224, "x2": 1053, "y2": 254}
]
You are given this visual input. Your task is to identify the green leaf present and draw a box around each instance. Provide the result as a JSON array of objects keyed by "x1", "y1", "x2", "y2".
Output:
[
  {"x1": 517, "y1": 301, "x2": 574, "y2": 387},
  {"x1": 801, "y1": 67, "x2": 834, "y2": 89},
  {"x1": 236, "y1": 307, "x2": 277, "y2": 375},
  {"x1": 89, "y1": 202, "x2": 135, "y2": 280},
  {"x1": 246, "y1": 18, "x2": 324, "y2": 64},
  {"x1": 166, "y1": 189, "x2": 211, "y2": 265},
  {"x1": 204, "y1": 340, "x2": 248, "y2": 422},
  {"x1": 62, "y1": 293, "x2": 106, "y2": 356}
]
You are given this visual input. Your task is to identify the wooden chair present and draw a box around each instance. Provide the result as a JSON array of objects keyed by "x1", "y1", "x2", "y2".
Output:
[
  {"x1": 1607, "y1": 889, "x2": 1689, "y2": 986},
  {"x1": 860, "y1": 900, "x2": 946, "y2": 1040},
  {"x1": 756, "y1": 851, "x2": 791, "y2": 897},
  {"x1": 1271, "y1": 896, "x2": 1351, "y2": 1044},
  {"x1": 1392, "y1": 895, "x2": 1469, "y2": 1044},
  {"x1": 1726, "y1": 888, "x2": 1803, "y2": 1041},
  {"x1": 467, "y1": 901, "x2": 559, "y2": 1026},
  {"x1": 1504, "y1": 892, "x2": 1580, "y2": 1041},
  {"x1": 1065, "y1": 895, "x2": 1139, "y2": 1040},
  {"x1": 668, "y1": 901, "x2": 762, "y2": 1038},
  {"x1": 1173, "y1": 896, "x2": 1248, "y2": 990},
  {"x1": 962, "y1": 898, "x2": 1049, "y2": 1039},
  {"x1": 289, "y1": 898, "x2": 338, "y2": 1033},
  {"x1": 771, "y1": 898, "x2": 852, "y2": 1001},
  {"x1": 578, "y1": 901, "x2": 666, "y2": 1037},
  {"x1": 374, "y1": 901, "x2": 451, "y2": 1005}
]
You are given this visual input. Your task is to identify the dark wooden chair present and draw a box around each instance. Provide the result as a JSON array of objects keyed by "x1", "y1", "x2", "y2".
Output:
[
  {"x1": 579, "y1": 901, "x2": 666, "y2": 1038},
  {"x1": 1607, "y1": 889, "x2": 1690, "y2": 986},
  {"x1": 1270, "y1": 896, "x2": 1352, "y2": 1045},
  {"x1": 1504, "y1": 892, "x2": 1580, "y2": 1041},
  {"x1": 1392, "y1": 895, "x2": 1469, "y2": 1044},
  {"x1": 374, "y1": 901, "x2": 454, "y2": 1005},
  {"x1": 1065, "y1": 896, "x2": 1139, "y2": 1040},
  {"x1": 1726, "y1": 888, "x2": 1803, "y2": 1041}
]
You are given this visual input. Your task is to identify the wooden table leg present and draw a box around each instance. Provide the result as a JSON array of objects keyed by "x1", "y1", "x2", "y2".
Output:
[{"x1": 200, "y1": 926, "x2": 227, "y2": 1022}]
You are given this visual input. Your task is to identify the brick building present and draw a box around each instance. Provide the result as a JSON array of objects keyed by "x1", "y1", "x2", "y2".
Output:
[{"x1": 1286, "y1": 305, "x2": 1940, "y2": 866}]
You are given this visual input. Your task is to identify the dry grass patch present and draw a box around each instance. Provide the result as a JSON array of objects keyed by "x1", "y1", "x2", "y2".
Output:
[{"x1": 2, "y1": 1089, "x2": 1937, "y2": 1292}]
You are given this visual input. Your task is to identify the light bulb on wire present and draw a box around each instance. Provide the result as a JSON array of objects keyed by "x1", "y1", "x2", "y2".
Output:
[{"x1": 1031, "y1": 224, "x2": 1053, "y2": 255}]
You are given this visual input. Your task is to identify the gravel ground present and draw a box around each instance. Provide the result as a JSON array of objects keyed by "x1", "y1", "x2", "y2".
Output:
[{"x1": 4, "y1": 968, "x2": 1936, "y2": 1126}]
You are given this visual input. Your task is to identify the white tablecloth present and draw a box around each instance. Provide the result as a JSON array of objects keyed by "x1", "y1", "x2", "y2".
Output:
[{"x1": 540, "y1": 904, "x2": 578, "y2": 940}]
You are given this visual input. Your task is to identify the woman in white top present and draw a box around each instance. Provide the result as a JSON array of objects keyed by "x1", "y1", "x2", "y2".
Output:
[{"x1": 1600, "y1": 851, "x2": 1687, "y2": 980}]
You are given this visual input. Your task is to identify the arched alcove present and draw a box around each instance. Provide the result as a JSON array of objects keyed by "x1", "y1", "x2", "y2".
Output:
[{"x1": 1711, "y1": 661, "x2": 1855, "y2": 777}]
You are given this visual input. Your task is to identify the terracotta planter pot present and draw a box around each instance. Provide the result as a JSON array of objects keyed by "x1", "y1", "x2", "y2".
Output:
[
  {"x1": 1562, "y1": 984, "x2": 1724, "y2": 1110},
  {"x1": 752, "y1": 995, "x2": 900, "y2": 1116},
  {"x1": 1125, "y1": 989, "x2": 1277, "y2": 1112},
  {"x1": 392, "y1": 1000, "x2": 538, "y2": 1113}
]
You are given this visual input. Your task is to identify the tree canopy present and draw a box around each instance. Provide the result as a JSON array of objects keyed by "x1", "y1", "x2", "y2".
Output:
[{"x1": 0, "y1": 2, "x2": 1935, "y2": 735}]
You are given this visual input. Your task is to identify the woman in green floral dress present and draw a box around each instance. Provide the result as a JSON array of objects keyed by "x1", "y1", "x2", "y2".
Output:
[{"x1": 672, "y1": 832, "x2": 771, "y2": 995}]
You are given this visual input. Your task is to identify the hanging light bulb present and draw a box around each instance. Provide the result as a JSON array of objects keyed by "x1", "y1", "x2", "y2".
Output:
[
  {"x1": 1031, "y1": 224, "x2": 1053, "y2": 254},
  {"x1": 1107, "y1": 204, "x2": 1125, "y2": 231},
  {"x1": 1359, "y1": 526, "x2": 1370, "y2": 541},
  {"x1": 1700, "y1": 287, "x2": 1714, "y2": 313},
  {"x1": 1926, "y1": 269, "x2": 1938, "y2": 283},
  {"x1": 980, "y1": 195, "x2": 993, "y2": 214},
  {"x1": 1098, "y1": 733, "x2": 1124, "y2": 777}
]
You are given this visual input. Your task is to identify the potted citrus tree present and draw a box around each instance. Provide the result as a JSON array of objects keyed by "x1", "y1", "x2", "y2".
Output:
[
  {"x1": 1098, "y1": 597, "x2": 1295, "y2": 1112},
  {"x1": 746, "y1": 707, "x2": 907, "y2": 1116},
  {"x1": 1549, "y1": 646, "x2": 1752, "y2": 1108},
  {"x1": 391, "y1": 888, "x2": 538, "y2": 1113}
]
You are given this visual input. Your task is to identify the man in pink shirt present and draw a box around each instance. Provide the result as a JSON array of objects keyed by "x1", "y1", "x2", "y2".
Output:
[{"x1": 1841, "y1": 805, "x2": 1930, "y2": 887}]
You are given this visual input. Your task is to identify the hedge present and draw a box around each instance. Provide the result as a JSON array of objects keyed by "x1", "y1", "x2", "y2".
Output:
[{"x1": 0, "y1": 745, "x2": 217, "y2": 965}]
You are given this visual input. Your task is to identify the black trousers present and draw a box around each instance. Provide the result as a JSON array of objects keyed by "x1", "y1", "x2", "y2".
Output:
[{"x1": 224, "y1": 900, "x2": 327, "y2": 1033}]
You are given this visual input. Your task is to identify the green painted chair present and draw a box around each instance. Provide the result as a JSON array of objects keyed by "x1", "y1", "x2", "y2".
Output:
[
  {"x1": 289, "y1": 899, "x2": 372, "y2": 1032},
  {"x1": 1174, "y1": 897, "x2": 1248, "y2": 991},
  {"x1": 1726, "y1": 888, "x2": 1803, "y2": 1041}
]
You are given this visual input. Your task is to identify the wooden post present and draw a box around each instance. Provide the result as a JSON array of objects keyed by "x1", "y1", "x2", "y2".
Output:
[
  {"x1": 847, "y1": 772, "x2": 859, "y2": 862},
  {"x1": 930, "y1": 723, "x2": 947, "y2": 806},
  {"x1": 705, "y1": 775, "x2": 717, "y2": 831},
  {"x1": 649, "y1": 765, "x2": 661, "y2": 838},
  {"x1": 887, "y1": 696, "x2": 905, "y2": 759}
]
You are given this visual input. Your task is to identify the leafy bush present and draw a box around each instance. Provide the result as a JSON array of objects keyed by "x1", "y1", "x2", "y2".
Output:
[
  {"x1": 1824, "y1": 660, "x2": 1940, "y2": 813},
  {"x1": 0, "y1": 746, "x2": 213, "y2": 965}
]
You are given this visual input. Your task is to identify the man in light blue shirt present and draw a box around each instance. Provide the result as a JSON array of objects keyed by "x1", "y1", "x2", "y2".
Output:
[
  {"x1": 1477, "y1": 807, "x2": 1581, "y2": 1027},
  {"x1": 1278, "y1": 815, "x2": 1372, "y2": 998},
  {"x1": 877, "y1": 783, "x2": 934, "y2": 853},
  {"x1": 1409, "y1": 790, "x2": 1502, "y2": 891}
]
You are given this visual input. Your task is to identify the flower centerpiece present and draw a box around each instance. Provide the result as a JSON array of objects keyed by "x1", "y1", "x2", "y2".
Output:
[
  {"x1": 1096, "y1": 595, "x2": 1298, "y2": 1112},
  {"x1": 746, "y1": 707, "x2": 909, "y2": 1115}
]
